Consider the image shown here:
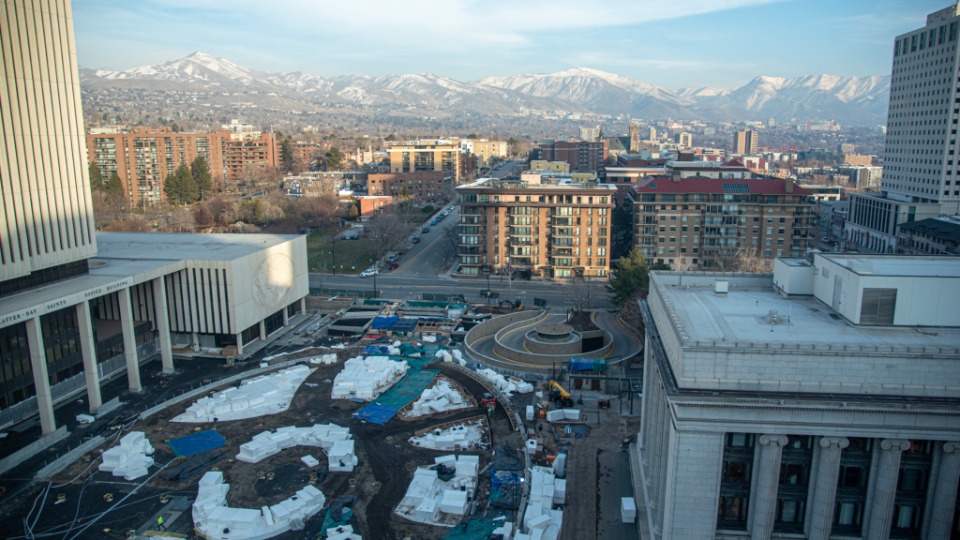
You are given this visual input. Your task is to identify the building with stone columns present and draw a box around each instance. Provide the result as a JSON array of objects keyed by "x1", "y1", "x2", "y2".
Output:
[
  {"x1": 0, "y1": 0, "x2": 308, "y2": 438},
  {"x1": 635, "y1": 254, "x2": 960, "y2": 539}
]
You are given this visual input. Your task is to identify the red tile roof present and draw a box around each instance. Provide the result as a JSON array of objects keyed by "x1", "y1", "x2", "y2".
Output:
[{"x1": 634, "y1": 176, "x2": 809, "y2": 195}]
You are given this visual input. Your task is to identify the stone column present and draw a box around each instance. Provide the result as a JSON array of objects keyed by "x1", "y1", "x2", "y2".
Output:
[
  {"x1": 75, "y1": 301, "x2": 103, "y2": 413},
  {"x1": 259, "y1": 320, "x2": 267, "y2": 341},
  {"x1": 282, "y1": 305, "x2": 289, "y2": 326},
  {"x1": 118, "y1": 288, "x2": 142, "y2": 392},
  {"x1": 865, "y1": 438, "x2": 910, "y2": 540},
  {"x1": 25, "y1": 317, "x2": 56, "y2": 434},
  {"x1": 299, "y1": 297, "x2": 306, "y2": 314},
  {"x1": 236, "y1": 332, "x2": 244, "y2": 356},
  {"x1": 151, "y1": 277, "x2": 174, "y2": 373},
  {"x1": 926, "y1": 442, "x2": 960, "y2": 539},
  {"x1": 808, "y1": 436, "x2": 849, "y2": 540},
  {"x1": 751, "y1": 434, "x2": 789, "y2": 539}
]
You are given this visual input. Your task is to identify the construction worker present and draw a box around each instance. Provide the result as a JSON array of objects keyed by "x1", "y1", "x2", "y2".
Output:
[{"x1": 157, "y1": 515, "x2": 165, "y2": 531}]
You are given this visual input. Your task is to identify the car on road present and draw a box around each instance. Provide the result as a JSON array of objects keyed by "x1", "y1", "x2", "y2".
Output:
[
  {"x1": 422, "y1": 226, "x2": 430, "y2": 233},
  {"x1": 386, "y1": 263, "x2": 399, "y2": 271},
  {"x1": 359, "y1": 268, "x2": 378, "y2": 278},
  {"x1": 411, "y1": 236, "x2": 421, "y2": 243}
]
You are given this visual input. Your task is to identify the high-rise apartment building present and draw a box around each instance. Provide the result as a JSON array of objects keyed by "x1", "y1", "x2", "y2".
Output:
[
  {"x1": 733, "y1": 129, "x2": 759, "y2": 154},
  {"x1": 388, "y1": 140, "x2": 463, "y2": 182},
  {"x1": 0, "y1": 0, "x2": 307, "y2": 438},
  {"x1": 634, "y1": 177, "x2": 814, "y2": 269},
  {"x1": 455, "y1": 177, "x2": 615, "y2": 279},
  {"x1": 87, "y1": 128, "x2": 278, "y2": 206},
  {"x1": 538, "y1": 139, "x2": 608, "y2": 173},
  {"x1": 847, "y1": 3, "x2": 960, "y2": 252},
  {"x1": 635, "y1": 256, "x2": 960, "y2": 539}
]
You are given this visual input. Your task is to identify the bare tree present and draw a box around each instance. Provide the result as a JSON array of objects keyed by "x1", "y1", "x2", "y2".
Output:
[
  {"x1": 167, "y1": 207, "x2": 195, "y2": 233},
  {"x1": 366, "y1": 211, "x2": 412, "y2": 259}
]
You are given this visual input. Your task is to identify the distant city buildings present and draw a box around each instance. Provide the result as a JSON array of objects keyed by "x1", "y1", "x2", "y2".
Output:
[
  {"x1": 86, "y1": 126, "x2": 278, "y2": 206},
  {"x1": 455, "y1": 177, "x2": 615, "y2": 279},
  {"x1": 733, "y1": 128, "x2": 759, "y2": 155},
  {"x1": 388, "y1": 140, "x2": 463, "y2": 182},
  {"x1": 846, "y1": 2, "x2": 960, "y2": 252},
  {"x1": 538, "y1": 138, "x2": 608, "y2": 174},
  {"x1": 461, "y1": 139, "x2": 508, "y2": 168}
]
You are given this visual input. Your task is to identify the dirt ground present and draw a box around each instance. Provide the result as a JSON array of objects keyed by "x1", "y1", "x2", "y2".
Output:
[{"x1": 20, "y1": 347, "x2": 523, "y2": 540}]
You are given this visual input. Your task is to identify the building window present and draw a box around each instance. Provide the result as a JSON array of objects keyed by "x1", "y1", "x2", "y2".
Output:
[
  {"x1": 834, "y1": 438, "x2": 872, "y2": 535},
  {"x1": 718, "y1": 433, "x2": 754, "y2": 530},
  {"x1": 775, "y1": 435, "x2": 813, "y2": 533}
]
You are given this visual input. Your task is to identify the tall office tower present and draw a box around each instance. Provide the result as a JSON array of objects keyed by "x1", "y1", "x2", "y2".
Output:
[
  {"x1": 628, "y1": 121, "x2": 641, "y2": 152},
  {"x1": 733, "y1": 129, "x2": 759, "y2": 155},
  {"x1": 846, "y1": 3, "x2": 960, "y2": 252},
  {"x1": 1, "y1": 0, "x2": 97, "y2": 288},
  {"x1": 882, "y1": 3, "x2": 960, "y2": 209}
]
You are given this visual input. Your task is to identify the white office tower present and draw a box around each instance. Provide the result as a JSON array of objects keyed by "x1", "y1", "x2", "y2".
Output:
[{"x1": 847, "y1": 3, "x2": 960, "y2": 252}]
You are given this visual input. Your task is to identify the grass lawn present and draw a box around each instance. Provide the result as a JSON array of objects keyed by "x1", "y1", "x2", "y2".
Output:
[{"x1": 306, "y1": 229, "x2": 380, "y2": 274}]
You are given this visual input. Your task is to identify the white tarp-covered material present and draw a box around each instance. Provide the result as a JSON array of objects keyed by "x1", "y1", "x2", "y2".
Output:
[
  {"x1": 331, "y1": 356, "x2": 408, "y2": 401},
  {"x1": 236, "y1": 424, "x2": 357, "y2": 472},
  {"x1": 98, "y1": 431, "x2": 155, "y2": 480},
  {"x1": 409, "y1": 419, "x2": 485, "y2": 451},
  {"x1": 405, "y1": 380, "x2": 469, "y2": 417},
  {"x1": 193, "y1": 471, "x2": 326, "y2": 540},
  {"x1": 521, "y1": 466, "x2": 564, "y2": 540},
  {"x1": 394, "y1": 454, "x2": 480, "y2": 527},
  {"x1": 173, "y1": 366, "x2": 314, "y2": 423},
  {"x1": 308, "y1": 353, "x2": 339, "y2": 365},
  {"x1": 476, "y1": 368, "x2": 534, "y2": 394}
]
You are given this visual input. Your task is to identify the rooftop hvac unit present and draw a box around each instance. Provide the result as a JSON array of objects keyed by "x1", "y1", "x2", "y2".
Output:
[{"x1": 714, "y1": 280, "x2": 729, "y2": 294}]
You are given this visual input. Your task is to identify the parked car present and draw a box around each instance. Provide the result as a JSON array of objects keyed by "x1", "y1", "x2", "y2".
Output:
[
  {"x1": 412, "y1": 236, "x2": 421, "y2": 243},
  {"x1": 386, "y1": 263, "x2": 399, "y2": 271},
  {"x1": 422, "y1": 226, "x2": 430, "y2": 233},
  {"x1": 360, "y1": 268, "x2": 378, "y2": 278}
]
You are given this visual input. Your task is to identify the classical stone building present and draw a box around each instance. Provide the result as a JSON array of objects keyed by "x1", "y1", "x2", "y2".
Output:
[{"x1": 635, "y1": 254, "x2": 960, "y2": 539}]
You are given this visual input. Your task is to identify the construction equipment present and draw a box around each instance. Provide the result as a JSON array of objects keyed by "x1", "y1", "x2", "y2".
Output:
[
  {"x1": 548, "y1": 381, "x2": 574, "y2": 407},
  {"x1": 481, "y1": 392, "x2": 496, "y2": 416}
]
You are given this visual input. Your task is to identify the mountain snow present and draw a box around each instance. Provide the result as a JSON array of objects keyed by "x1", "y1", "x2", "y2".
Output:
[{"x1": 82, "y1": 52, "x2": 891, "y2": 125}]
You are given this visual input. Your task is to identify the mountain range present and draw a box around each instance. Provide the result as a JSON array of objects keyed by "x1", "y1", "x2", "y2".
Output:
[{"x1": 81, "y1": 52, "x2": 891, "y2": 126}]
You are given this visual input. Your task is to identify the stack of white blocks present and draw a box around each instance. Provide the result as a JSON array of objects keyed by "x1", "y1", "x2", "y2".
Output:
[
  {"x1": 408, "y1": 380, "x2": 466, "y2": 416},
  {"x1": 174, "y1": 365, "x2": 313, "y2": 423},
  {"x1": 395, "y1": 454, "x2": 479, "y2": 525},
  {"x1": 236, "y1": 424, "x2": 357, "y2": 472},
  {"x1": 409, "y1": 422, "x2": 483, "y2": 451},
  {"x1": 98, "y1": 431, "x2": 155, "y2": 480},
  {"x1": 545, "y1": 409, "x2": 581, "y2": 422},
  {"x1": 193, "y1": 471, "x2": 326, "y2": 539},
  {"x1": 518, "y1": 466, "x2": 564, "y2": 540},
  {"x1": 476, "y1": 369, "x2": 534, "y2": 394},
  {"x1": 331, "y1": 356, "x2": 408, "y2": 401},
  {"x1": 308, "y1": 353, "x2": 339, "y2": 365}
]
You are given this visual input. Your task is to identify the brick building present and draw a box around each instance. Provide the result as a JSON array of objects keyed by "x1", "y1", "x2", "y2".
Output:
[
  {"x1": 538, "y1": 139, "x2": 608, "y2": 173},
  {"x1": 634, "y1": 177, "x2": 815, "y2": 269},
  {"x1": 456, "y1": 177, "x2": 616, "y2": 279},
  {"x1": 366, "y1": 172, "x2": 451, "y2": 204}
]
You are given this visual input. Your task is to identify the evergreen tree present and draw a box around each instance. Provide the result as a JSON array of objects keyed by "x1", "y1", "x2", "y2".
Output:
[
  {"x1": 606, "y1": 249, "x2": 670, "y2": 307},
  {"x1": 105, "y1": 172, "x2": 125, "y2": 205},
  {"x1": 164, "y1": 162, "x2": 198, "y2": 205},
  {"x1": 191, "y1": 156, "x2": 212, "y2": 201},
  {"x1": 324, "y1": 147, "x2": 344, "y2": 171},
  {"x1": 88, "y1": 162, "x2": 104, "y2": 192},
  {"x1": 280, "y1": 136, "x2": 295, "y2": 172}
]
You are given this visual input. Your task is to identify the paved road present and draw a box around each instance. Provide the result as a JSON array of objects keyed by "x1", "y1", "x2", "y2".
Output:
[
  {"x1": 310, "y1": 273, "x2": 615, "y2": 311},
  {"x1": 393, "y1": 206, "x2": 459, "y2": 277}
]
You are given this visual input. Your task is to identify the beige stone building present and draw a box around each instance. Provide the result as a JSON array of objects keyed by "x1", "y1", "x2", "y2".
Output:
[
  {"x1": 456, "y1": 178, "x2": 615, "y2": 279},
  {"x1": 388, "y1": 140, "x2": 462, "y2": 182},
  {"x1": 634, "y1": 177, "x2": 815, "y2": 270}
]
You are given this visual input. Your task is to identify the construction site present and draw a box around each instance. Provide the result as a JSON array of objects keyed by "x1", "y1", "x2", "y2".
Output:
[{"x1": 0, "y1": 297, "x2": 643, "y2": 540}]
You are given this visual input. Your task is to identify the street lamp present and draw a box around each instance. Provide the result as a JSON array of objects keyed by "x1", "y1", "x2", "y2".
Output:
[
  {"x1": 332, "y1": 238, "x2": 337, "y2": 275},
  {"x1": 370, "y1": 258, "x2": 378, "y2": 298}
]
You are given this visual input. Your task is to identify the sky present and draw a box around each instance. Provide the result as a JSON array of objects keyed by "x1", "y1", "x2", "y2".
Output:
[{"x1": 73, "y1": 0, "x2": 951, "y2": 90}]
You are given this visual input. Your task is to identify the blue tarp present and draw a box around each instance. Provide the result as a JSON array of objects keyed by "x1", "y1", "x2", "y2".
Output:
[
  {"x1": 392, "y1": 318, "x2": 420, "y2": 332},
  {"x1": 167, "y1": 429, "x2": 226, "y2": 457},
  {"x1": 364, "y1": 345, "x2": 391, "y2": 355},
  {"x1": 371, "y1": 316, "x2": 399, "y2": 330},
  {"x1": 352, "y1": 403, "x2": 398, "y2": 425}
]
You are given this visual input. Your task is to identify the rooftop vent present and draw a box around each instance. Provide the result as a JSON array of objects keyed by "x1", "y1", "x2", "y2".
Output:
[{"x1": 714, "y1": 279, "x2": 729, "y2": 294}]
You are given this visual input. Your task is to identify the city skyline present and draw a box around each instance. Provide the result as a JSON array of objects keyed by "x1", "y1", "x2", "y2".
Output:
[{"x1": 74, "y1": 0, "x2": 947, "y2": 90}]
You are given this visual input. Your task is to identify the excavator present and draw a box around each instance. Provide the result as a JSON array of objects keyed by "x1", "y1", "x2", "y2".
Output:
[{"x1": 548, "y1": 380, "x2": 574, "y2": 407}]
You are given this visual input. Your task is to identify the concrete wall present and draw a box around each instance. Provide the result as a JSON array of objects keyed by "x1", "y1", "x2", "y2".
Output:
[
  {"x1": 661, "y1": 430, "x2": 724, "y2": 539},
  {"x1": 230, "y1": 235, "x2": 309, "y2": 332}
]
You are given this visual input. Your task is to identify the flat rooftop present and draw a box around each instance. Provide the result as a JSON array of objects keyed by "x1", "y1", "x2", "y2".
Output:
[
  {"x1": 653, "y1": 274, "x2": 960, "y2": 351},
  {"x1": 95, "y1": 232, "x2": 302, "y2": 263},
  {"x1": 818, "y1": 254, "x2": 960, "y2": 277}
]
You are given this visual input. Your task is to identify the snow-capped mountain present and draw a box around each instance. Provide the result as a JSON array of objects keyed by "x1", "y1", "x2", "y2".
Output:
[{"x1": 80, "y1": 52, "x2": 891, "y2": 125}]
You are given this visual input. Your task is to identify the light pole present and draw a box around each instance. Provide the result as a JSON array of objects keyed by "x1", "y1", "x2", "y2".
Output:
[
  {"x1": 332, "y1": 238, "x2": 337, "y2": 275},
  {"x1": 370, "y1": 259, "x2": 378, "y2": 298}
]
